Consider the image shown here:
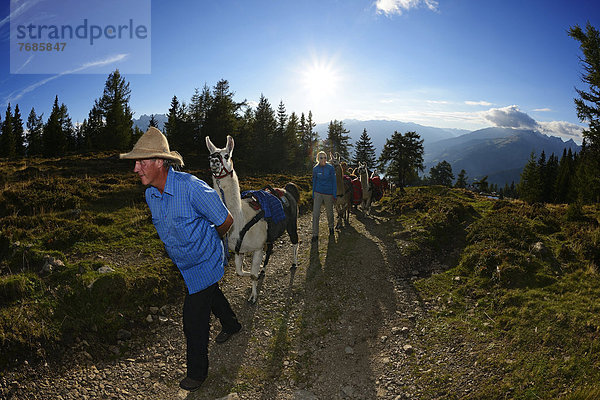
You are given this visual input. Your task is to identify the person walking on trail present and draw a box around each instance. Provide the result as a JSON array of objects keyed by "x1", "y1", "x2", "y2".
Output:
[
  {"x1": 120, "y1": 127, "x2": 242, "y2": 392},
  {"x1": 311, "y1": 151, "x2": 337, "y2": 242}
]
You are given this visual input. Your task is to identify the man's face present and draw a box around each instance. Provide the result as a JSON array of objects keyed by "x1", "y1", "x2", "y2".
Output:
[{"x1": 134, "y1": 159, "x2": 162, "y2": 186}]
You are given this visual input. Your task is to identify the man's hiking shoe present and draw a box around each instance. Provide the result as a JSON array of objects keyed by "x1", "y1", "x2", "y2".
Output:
[
  {"x1": 179, "y1": 376, "x2": 206, "y2": 391},
  {"x1": 216, "y1": 325, "x2": 242, "y2": 344}
]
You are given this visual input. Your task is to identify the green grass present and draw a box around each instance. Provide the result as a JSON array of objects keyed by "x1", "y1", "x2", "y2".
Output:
[
  {"x1": 382, "y1": 186, "x2": 600, "y2": 398},
  {"x1": 0, "y1": 153, "x2": 314, "y2": 370}
]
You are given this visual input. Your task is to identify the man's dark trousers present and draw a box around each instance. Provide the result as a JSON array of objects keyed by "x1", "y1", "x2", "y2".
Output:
[{"x1": 183, "y1": 282, "x2": 241, "y2": 380}]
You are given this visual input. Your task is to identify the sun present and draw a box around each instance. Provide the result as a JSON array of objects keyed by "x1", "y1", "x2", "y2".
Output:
[{"x1": 301, "y1": 58, "x2": 341, "y2": 101}]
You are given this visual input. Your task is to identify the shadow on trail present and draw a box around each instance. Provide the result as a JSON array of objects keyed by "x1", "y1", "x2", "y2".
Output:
[{"x1": 295, "y1": 215, "x2": 398, "y2": 399}]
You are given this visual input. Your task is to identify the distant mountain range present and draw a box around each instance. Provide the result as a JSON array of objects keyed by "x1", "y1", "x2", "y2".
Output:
[
  {"x1": 314, "y1": 119, "x2": 469, "y2": 157},
  {"x1": 134, "y1": 114, "x2": 167, "y2": 131},
  {"x1": 133, "y1": 115, "x2": 581, "y2": 185},
  {"x1": 424, "y1": 127, "x2": 580, "y2": 185}
]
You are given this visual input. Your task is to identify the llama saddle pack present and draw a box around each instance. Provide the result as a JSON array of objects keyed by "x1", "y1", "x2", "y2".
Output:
[{"x1": 236, "y1": 187, "x2": 289, "y2": 251}]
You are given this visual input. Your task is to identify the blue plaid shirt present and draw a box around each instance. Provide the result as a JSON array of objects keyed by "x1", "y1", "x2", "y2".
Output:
[{"x1": 146, "y1": 168, "x2": 229, "y2": 294}]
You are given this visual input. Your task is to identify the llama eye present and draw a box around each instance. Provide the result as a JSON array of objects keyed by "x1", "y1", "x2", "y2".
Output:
[{"x1": 224, "y1": 154, "x2": 230, "y2": 160}]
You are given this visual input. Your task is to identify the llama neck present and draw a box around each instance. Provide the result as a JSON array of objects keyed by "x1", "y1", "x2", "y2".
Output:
[
  {"x1": 334, "y1": 165, "x2": 344, "y2": 196},
  {"x1": 212, "y1": 171, "x2": 244, "y2": 235}
]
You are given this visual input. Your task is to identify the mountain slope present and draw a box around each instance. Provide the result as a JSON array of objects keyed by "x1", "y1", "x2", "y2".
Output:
[{"x1": 424, "y1": 127, "x2": 580, "y2": 185}]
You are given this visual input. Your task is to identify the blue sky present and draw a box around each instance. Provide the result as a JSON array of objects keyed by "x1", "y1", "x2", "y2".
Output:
[{"x1": 1, "y1": 0, "x2": 599, "y2": 143}]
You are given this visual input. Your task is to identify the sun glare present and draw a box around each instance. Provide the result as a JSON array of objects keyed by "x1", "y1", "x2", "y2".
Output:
[{"x1": 301, "y1": 59, "x2": 340, "y2": 101}]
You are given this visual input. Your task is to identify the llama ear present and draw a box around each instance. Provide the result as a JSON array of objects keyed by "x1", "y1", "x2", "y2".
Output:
[
  {"x1": 206, "y1": 136, "x2": 217, "y2": 154},
  {"x1": 226, "y1": 135, "x2": 235, "y2": 155}
]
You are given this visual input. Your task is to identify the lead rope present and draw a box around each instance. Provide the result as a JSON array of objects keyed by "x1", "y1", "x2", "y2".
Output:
[{"x1": 216, "y1": 178, "x2": 230, "y2": 265}]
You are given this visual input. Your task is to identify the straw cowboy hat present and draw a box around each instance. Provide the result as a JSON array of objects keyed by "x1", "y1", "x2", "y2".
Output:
[{"x1": 120, "y1": 127, "x2": 184, "y2": 166}]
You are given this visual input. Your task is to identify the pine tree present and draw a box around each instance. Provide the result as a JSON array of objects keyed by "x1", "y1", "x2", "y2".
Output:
[
  {"x1": 26, "y1": 107, "x2": 44, "y2": 156},
  {"x1": 0, "y1": 104, "x2": 16, "y2": 158},
  {"x1": 429, "y1": 160, "x2": 454, "y2": 186},
  {"x1": 325, "y1": 120, "x2": 352, "y2": 161},
  {"x1": 455, "y1": 169, "x2": 468, "y2": 188},
  {"x1": 555, "y1": 148, "x2": 576, "y2": 203},
  {"x1": 203, "y1": 79, "x2": 243, "y2": 147},
  {"x1": 98, "y1": 69, "x2": 133, "y2": 151},
  {"x1": 43, "y1": 96, "x2": 68, "y2": 156},
  {"x1": 285, "y1": 111, "x2": 302, "y2": 171},
  {"x1": 188, "y1": 85, "x2": 211, "y2": 144},
  {"x1": 148, "y1": 114, "x2": 158, "y2": 128},
  {"x1": 12, "y1": 104, "x2": 25, "y2": 157},
  {"x1": 252, "y1": 94, "x2": 277, "y2": 171},
  {"x1": 378, "y1": 131, "x2": 424, "y2": 190},
  {"x1": 518, "y1": 152, "x2": 543, "y2": 203},
  {"x1": 82, "y1": 100, "x2": 104, "y2": 152},
  {"x1": 569, "y1": 23, "x2": 600, "y2": 149},
  {"x1": 353, "y1": 129, "x2": 377, "y2": 169},
  {"x1": 272, "y1": 100, "x2": 290, "y2": 171}
]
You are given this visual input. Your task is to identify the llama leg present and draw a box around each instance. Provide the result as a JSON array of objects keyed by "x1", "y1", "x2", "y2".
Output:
[
  {"x1": 291, "y1": 242, "x2": 298, "y2": 270},
  {"x1": 235, "y1": 253, "x2": 250, "y2": 277},
  {"x1": 248, "y1": 249, "x2": 264, "y2": 303}
]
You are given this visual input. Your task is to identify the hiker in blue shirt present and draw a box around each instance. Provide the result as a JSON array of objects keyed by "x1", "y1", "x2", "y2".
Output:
[
  {"x1": 312, "y1": 151, "x2": 337, "y2": 241},
  {"x1": 120, "y1": 127, "x2": 242, "y2": 392}
]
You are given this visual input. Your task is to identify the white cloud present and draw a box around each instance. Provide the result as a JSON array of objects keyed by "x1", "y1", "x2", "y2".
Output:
[
  {"x1": 427, "y1": 100, "x2": 449, "y2": 104},
  {"x1": 465, "y1": 100, "x2": 492, "y2": 106},
  {"x1": 538, "y1": 120, "x2": 584, "y2": 142},
  {"x1": 375, "y1": 0, "x2": 438, "y2": 16},
  {"x1": 533, "y1": 108, "x2": 552, "y2": 112},
  {"x1": 483, "y1": 105, "x2": 538, "y2": 129}
]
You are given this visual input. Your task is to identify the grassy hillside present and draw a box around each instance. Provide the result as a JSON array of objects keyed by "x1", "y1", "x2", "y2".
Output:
[
  {"x1": 380, "y1": 186, "x2": 600, "y2": 399},
  {"x1": 0, "y1": 153, "x2": 311, "y2": 369},
  {"x1": 2, "y1": 154, "x2": 600, "y2": 398}
]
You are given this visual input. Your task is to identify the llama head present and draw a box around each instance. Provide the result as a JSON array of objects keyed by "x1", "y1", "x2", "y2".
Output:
[
  {"x1": 206, "y1": 135, "x2": 235, "y2": 178},
  {"x1": 330, "y1": 152, "x2": 340, "y2": 166}
]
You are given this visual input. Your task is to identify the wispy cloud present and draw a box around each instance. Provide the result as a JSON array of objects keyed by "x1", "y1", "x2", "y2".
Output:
[
  {"x1": 427, "y1": 100, "x2": 449, "y2": 104},
  {"x1": 533, "y1": 108, "x2": 552, "y2": 112},
  {"x1": 375, "y1": 0, "x2": 439, "y2": 16},
  {"x1": 465, "y1": 100, "x2": 492, "y2": 106},
  {"x1": 5, "y1": 53, "x2": 128, "y2": 104}
]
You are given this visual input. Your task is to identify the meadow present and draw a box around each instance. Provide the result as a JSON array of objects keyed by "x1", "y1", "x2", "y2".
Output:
[{"x1": 1, "y1": 153, "x2": 600, "y2": 398}]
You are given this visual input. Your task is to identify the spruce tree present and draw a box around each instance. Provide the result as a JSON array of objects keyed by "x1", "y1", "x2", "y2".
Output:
[
  {"x1": 429, "y1": 160, "x2": 454, "y2": 186},
  {"x1": 378, "y1": 131, "x2": 424, "y2": 190},
  {"x1": 518, "y1": 152, "x2": 543, "y2": 203},
  {"x1": 455, "y1": 169, "x2": 468, "y2": 188},
  {"x1": 148, "y1": 114, "x2": 158, "y2": 128},
  {"x1": 98, "y1": 69, "x2": 134, "y2": 151},
  {"x1": 203, "y1": 79, "x2": 243, "y2": 147},
  {"x1": 26, "y1": 107, "x2": 44, "y2": 156},
  {"x1": 12, "y1": 104, "x2": 25, "y2": 157},
  {"x1": 325, "y1": 120, "x2": 352, "y2": 161},
  {"x1": 0, "y1": 104, "x2": 16, "y2": 158},
  {"x1": 43, "y1": 97, "x2": 68, "y2": 156},
  {"x1": 353, "y1": 129, "x2": 377, "y2": 169},
  {"x1": 252, "y1": 94, "x2": 277, "y2": 171},
  {"x1": 569, "y1": 23, "x2": 600, "y2": 148}
]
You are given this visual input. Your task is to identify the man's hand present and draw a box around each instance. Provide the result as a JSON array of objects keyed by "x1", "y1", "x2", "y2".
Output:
[{"x1": 216, "y1": 212, "x2": 234, "y2": 238}]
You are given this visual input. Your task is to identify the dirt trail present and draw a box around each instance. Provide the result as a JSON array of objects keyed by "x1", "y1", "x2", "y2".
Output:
[{"x1": 1, "y1": 209, "x2": 471, "y2": 400}]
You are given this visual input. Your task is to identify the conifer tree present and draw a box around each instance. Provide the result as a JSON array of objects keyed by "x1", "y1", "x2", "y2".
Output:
[
  {"x1": 285, "y1": 112, "x2": 302, "y2": 171},
  {"x1": 325, "y1": 120, "x2": 351, "y2": 161},
  {"x1": 98, "y1": 69, "x2": 134, "y2": 151},
  {"x1": 429, "y1": 160, "x2": 454, "y2": 186},
  {"x1": 252, "y1": 94, "x2": 277, "y2": 171},
  {"x1": 272, "y1": 100, "x2": 289, "y2": 171},
  {"x1": 43, "y1": 96, "x2": 69, "y2": 156},
  {"x1": 555, "y1": 148, "x2": 576, "y2": 203},
  {"x1": 82, "y1": 101, "x2": 104, "y2": 152},
  {"x1": 518, "y1": 152, "x2": 543, "y2": 203},
  {"x1": 203, "y1": 79, "x2": 243, "y2": 147},
  {"x1": 12, "y1": 104, "x2": 25, "y2": 157},
  {"x1": 455, "y1": 169, "x2": 468, "y2": 188},
  {"x1": 569, "y1": 23, "x2": 600, "y2": 149},
  {"x1": 26, "y1": 107, "x2": 44, "y2": 156},
  {"x1": 353, "y1": 129, "x2": 377, "y2": 169},
  {"x1": 148, "y1": 114, "x2": 158, "y2": 128},
  {"x1": 378, "y1": 131, "x2": 424, "y2": 190},
  {"x1": 0, "y1": 104, "x2": 16, "y2": 158},
  {"x1": 188, "y1": 85, "x2": 211, "y2": 144}
]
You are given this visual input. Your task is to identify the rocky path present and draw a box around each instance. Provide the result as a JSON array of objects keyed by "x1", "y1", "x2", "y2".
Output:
[{"x1": 1, "y1": 209, "x2": 473, "y2": 400}]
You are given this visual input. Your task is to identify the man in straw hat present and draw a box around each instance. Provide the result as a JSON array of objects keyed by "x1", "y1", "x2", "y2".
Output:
[{"x1": 120, "y1": 127, "x2": 242, "y2": 392}]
